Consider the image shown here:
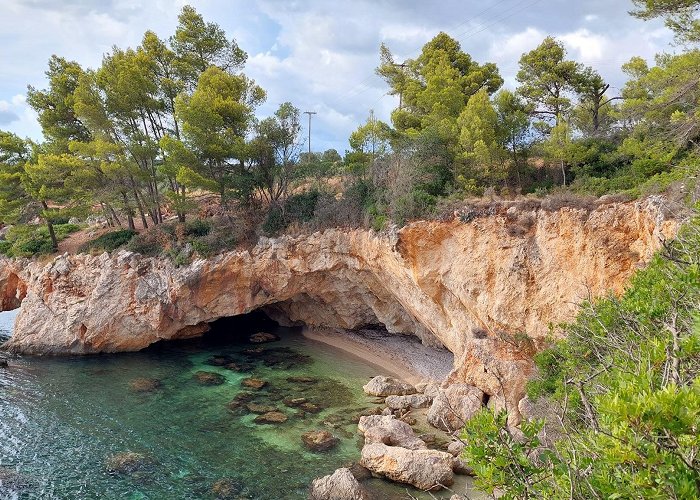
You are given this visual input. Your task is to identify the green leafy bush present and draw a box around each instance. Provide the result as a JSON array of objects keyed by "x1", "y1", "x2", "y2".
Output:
[
  {"x1": 462, "y1": 215, "x2": 700, "y2": 499},
  {"x1": 262, "y1": 190, "x2": 320, "y2": 235},
  {"x1": 184, "y1": 219, "x2": 211, "y2": 237},
  {"x1": 80, "y1": 229, "x2": 137, "y2": 253}
]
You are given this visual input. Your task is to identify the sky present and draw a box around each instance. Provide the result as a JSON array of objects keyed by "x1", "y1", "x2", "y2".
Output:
[{"x1": 0, "y1": 0, "x2": 677, "y2": 153}]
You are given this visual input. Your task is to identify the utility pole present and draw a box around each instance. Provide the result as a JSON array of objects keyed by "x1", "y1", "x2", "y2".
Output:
[
  {"x1": 303, "y1": 111, "x2": 317, "y2": 155},
  {"x1": 392, "y1": 62, "x2": 407, "y2": 110}
]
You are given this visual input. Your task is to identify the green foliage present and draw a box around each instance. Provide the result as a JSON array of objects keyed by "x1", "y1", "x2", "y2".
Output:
[
  {"x1": 0, "y1": 223, "x2": 81, "y2": 257},
  {"x1": 184, "y1": 219, "x2": 211, "y2": 237},
  {"x1": 80, "y1": 229, "x2": 137, "y2": 253},
  {"x1": 262, "y1": 190, "x2": 320, "y2": 235},
  {"x1": 631, "y1": 0, "x2": 700, "y2": 43},
  {"x1": 463, "y1": 410, "x2": 557, "y2": 499},
  {"x1": 466, "y1": 216, "x2": 700, "y2": 499}
]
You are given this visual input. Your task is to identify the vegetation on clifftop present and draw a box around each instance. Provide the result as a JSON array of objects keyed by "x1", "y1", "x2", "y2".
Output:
[{"x1": 2, "y1": 3, "x2": 700, "y2": 259}]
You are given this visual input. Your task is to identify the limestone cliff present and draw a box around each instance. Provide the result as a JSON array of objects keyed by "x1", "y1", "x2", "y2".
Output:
[{"x1": 0, "y1": 197, "x2": 678, "y2": 410}]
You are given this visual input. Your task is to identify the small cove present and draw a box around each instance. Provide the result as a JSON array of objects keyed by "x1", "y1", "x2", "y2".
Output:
[{"x1": 0, "y1": 310, "x2": 479, "y2": 499}]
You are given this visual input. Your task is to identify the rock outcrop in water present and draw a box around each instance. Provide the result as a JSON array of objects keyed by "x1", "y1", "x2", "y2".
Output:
[{"x1": 0, "y1": 197, "x2": 678, "y2": 415}]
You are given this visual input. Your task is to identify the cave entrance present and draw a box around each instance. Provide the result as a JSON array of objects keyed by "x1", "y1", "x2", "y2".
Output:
[{"x1": 201, "y1": 309, "x2": 284, "y2": 347}]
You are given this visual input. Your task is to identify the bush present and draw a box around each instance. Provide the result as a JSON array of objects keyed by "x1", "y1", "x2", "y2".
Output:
[
  {"x1": 462, "y1": 215, "x2": 700, "y2": 499},
  {"x1": 184, "y1": 219, "x2": 211, "y2": 238},
  {"x1": 262, "y1": 190, "x2": 320, "y2": 235},
  {"x1": 80, "y1": 229, "x2": 137, "y2": 253}
]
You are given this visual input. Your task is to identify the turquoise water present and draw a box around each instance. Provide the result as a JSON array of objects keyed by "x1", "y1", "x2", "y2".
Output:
[{"x1": 0, "y1": 311, "x2": 479, "y2": 499}]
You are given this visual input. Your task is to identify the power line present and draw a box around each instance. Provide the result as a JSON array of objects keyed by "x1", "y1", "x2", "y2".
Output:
[{"x1": 303, "y1": 111, "x2": 317, "y2": 154}]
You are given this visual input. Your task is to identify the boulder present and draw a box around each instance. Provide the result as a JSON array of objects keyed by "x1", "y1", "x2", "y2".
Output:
[
  {"x1": 362, "y1": 376, "x2": 416, "y2": 397},
  {"x1": 128, "y1": 377, "x2": 161, "y2": 393},
  {"x1": 385, "y1": 394, "x2": 431, "y2": 410},
  {"x1": 360, "y1": 443, "x2": 455, "y2": 491},
  {"x1": 427, "y1": 384, "x2": 484, "y2": 432},
  {"x1": 249, "y1": 332, "x2": 280, "y2": 343},
  {"x1": 241, "y1": 377, "x2": 267, "y2": 390},
  {"x1": 309, "y1": 467, "x2": 369, "y2": 500},
  {"x1": 194, "y1": 371, "x2": 225, "y2": 386},
  {"x1": 446, "y1": 440, "x2": 465, "y2": 457},
  {"x1": 301, "y1": 430, "x2": 340, "y2": 452},
  {"x1": 358, "y1": 415, "x2": 426, "y2": 450},
  {"x1": 253, "y1": 411, "x2": 288, "y2": 424}
]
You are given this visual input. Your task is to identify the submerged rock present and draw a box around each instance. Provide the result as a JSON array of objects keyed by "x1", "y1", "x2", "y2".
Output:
[
  {"x1": 253, "y1": 411, "x2": 288, "y2": 424},
  {"x1": 241, "y1": 377, "x2": 267, "y2": 390},
  {"x1": 193, "y1": 371, "x2": 225, "y2": 386},
  {"x1": 211, "y1": 478, "x2": 242, "y2": 499},
  {"x1": 227, "y1": 393, "x2": 256, "y2": 412},
  {"x1": 301, "y1": 430, "x2": 340, "y2": 452},
  {"x1": 223, "y1": 362, "x2": 252, "y2": 372},
  {"x1": 0, "y1": 359, "x2": 8, "y2": 368},
  {"x1": 249, "y1": 332, "x2": 280, "y2": 344},
  {"x1": 362, "y1": 376, "x2": 416, "y2": 397},
  {"x1": 206, "y1": 355, "x2": 233, "y2": 366},
  {"x1": 299, "y1": 402, "x2": 323, "y2": 414},
  {"x1": 358, "y1": 415, "x2": 426, "y2": 450},
  {"x1": 360, "y1": 443, "x2": 455, "y2": 491},
  {"x1": 309, "y1": 467, "x2": 369, "y2": 500},
  {"x1": 104, "y1": 452, "x2": 153, "y2": 475},
  {"x1": 427, "y1": 384, "x2": 484, "y2": 432},
  {"x1": 283, "y1": 397, "x2": 308, "y2": 407},
  {"x1": 128, "y1": 377, "x2": 162, "y2": 393}
]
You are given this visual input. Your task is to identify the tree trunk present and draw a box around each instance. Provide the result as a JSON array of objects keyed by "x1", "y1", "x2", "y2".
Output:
[
  {"x1": 41, "y1": 201, "x2": 58, "y2": 252},
  {"x1": 561, "y1": 159, "x2": 566, "y2": 187},
  {"x1": 121, "y1": 192, "x2": 136, "y2": 231}
]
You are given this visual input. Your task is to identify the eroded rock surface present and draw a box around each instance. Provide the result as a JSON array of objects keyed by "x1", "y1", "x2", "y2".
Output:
[
  {"x1": 358, "y1": 415, "x2": 426, "y2": 450},
  {"x1": 0, "y1": 198, "x2": 678, "y2": 409},
  {"x1": 360, "y1": 442, "x2": 455, "y2": 490},
  {"x1": 309, "y1": 467, "x2": 369, "y2": 500}
]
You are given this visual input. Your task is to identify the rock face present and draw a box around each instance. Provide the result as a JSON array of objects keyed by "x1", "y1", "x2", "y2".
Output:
[
  {"x1": 427, "y1": 384, "x2": 484, "y2": 432},
  {"x1": 309, "y1": 468, "x2": 369, "y2": 500},
  {"x1": 0, "y1": 198, "x2": 678, "y2": 410},
  {"x1": 358, "y1": 415, "x2": 426, "y2": 450},
  {"x1": 360, "y1": 442, "x2": 455, "y2": 490}
]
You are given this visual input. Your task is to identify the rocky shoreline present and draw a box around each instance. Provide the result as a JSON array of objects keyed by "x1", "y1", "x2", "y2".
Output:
[{"x1": 310, "y1": 374, "x2": 481, "y2": 499}]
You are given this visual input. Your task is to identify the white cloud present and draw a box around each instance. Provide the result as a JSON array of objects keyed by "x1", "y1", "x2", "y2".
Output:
[{"x1": 0, "y1": 0, "x2": 678, "y2": 151}]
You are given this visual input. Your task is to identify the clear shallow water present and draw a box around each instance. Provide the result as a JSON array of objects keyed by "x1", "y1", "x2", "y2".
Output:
[{"x1": 0, "y1": 312, "x2": 475, "y2": 499}]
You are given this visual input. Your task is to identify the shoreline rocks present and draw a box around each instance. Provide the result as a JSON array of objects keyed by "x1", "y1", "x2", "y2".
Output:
[
  {"x1": 427, "y1": 384, "x2": 484, "y2": 432},
  {"x1": 362, "y1": 376, "x2": 416, "y2": 397},
  {"x1": 360, "y1": 443, "x2": 455, "y2": 491},
  {"x1": 309, "y1": 467, "x2": 369, "y2": 500}
]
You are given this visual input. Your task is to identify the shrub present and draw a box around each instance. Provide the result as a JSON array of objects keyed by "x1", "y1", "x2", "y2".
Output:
[
  {"x1": 262, "y1": 190, "x2": 320, "y2": 235},
  {"x1": 80, "y1": 229, "x2": 137, "y2": 253},
  {"x1": 184, "y1": 219, "x2": 211, "y2": 238}
]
